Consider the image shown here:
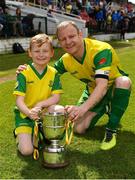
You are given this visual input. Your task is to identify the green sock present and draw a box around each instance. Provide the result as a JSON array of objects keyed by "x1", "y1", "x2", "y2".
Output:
[
  {"x1": 107, "y1": 88, "x2": 131, "y2": 130},
  {"x1": 89, "y1": 108, "x2": 106, "y2": 130}
]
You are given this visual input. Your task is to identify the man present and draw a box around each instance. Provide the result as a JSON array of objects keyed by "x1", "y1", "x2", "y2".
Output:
[
  {"x1": 17, "y1": 21, "x2": 131, "y2": 150},
  {"x1": 54, "y1": 21, "x2": 131, "y2": 150}
]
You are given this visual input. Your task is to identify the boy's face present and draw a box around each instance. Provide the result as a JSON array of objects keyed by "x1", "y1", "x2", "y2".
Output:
[{"x1": 29, "y1": 42, "x2": 54, "y2": 67}]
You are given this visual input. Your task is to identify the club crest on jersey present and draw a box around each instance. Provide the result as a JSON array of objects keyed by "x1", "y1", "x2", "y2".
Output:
[
  {"x1": 49, "y1": 80, "x2": 53, "y2": 87},
  {"x1": 99, "y1": 58, "x2": 106, "y2": 65}
]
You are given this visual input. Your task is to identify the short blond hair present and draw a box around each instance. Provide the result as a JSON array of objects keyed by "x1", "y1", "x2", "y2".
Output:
[
  {"x1": 29, "y1": 33, "x2": 53, "y2": 50},
  {"x1": 56, "y1": 21, "x2": 80, "y2": 39}
]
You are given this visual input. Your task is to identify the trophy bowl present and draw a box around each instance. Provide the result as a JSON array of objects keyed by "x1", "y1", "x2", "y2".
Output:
[{"x1": 41, "y1": 112, "x2": 69, "y2": 168}]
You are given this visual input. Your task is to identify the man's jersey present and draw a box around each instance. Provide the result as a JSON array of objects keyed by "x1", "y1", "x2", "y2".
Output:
[
  {"x1": 54, "y1": 38, "x2": 127, "y2": 93},
  {"x1": 13, "y1": 63, "x2": 63, "y2": 114}
]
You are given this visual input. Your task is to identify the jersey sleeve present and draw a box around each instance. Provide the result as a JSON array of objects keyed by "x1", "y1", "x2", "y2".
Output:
[
  {"x1": 51, "y1": 72, "x2": 63, "y2": 94},
  {"x1": 54, "y1": 57, "x2": 67, "y2": 74},
  {"x1": 13, "y1": 73, "x2": 26, "y2": 96},
  {"x1": 94, "y1": 49, "x2": 112, "y2": 79}
]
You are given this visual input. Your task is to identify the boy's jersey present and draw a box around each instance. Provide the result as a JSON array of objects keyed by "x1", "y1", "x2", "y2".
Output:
[
  {"x1": 13, "y1": 63, "x2": 63, "y2": 110},
  {"x1": 54, "y1": 38, "x2": 127, "y2": 93}
]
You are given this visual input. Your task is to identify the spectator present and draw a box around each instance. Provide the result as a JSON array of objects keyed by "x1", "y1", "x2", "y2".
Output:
[
  {"x1": 22, "y1": 14, "x2": 35, "y2": 37},
  {"x1": 13, "y1": 7, "x2": 23, "y2": 36},
  {"x1": 95, "y1": 8, "x2": 105, "y2": 32},
  {"x1": 106, "y1": 12, "x2": 112, "y2": 33},
  {"x1": 71, "y1": 0, "x2": 80, "y2": 15},
  {"x1": 0, "y1": 7, "x2": 5, "y2": 28},
  {"x1": 79, "y1": 7, "x2": 91, "y2": 33},
  {"x1": 129, "y1": 13, "x2": 135, "y2": 32},
  {"x1": 4, "y1": 7, "x2": 16, "y2": 37},
  {"x1": 119, "y1": 15, "x2": 130, "y2": 40},
  {"x1": 65, "y1": 1, "x2": 72, "y2": 14},
  {"x1": 0, "y1": 0, "x2": 6, "y2": 12},
  {"x1": 112, "y1": 10, "x2": 119, "y2": 33}
]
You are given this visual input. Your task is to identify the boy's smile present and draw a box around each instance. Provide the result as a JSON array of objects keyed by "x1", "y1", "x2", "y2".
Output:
[{"x1": 29, "y1": 43, "x2": 54, "y2": 70}]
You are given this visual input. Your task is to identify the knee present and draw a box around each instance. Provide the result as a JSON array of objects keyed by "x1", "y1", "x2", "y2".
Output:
[
  {"x1": 18, "y1": 145, "x2": 33, "y2": 156},
  {"x1": 74, "y1": 126, "x2": 86, "y2": 134},
  {"x1": 115, "y1": 76, "x2": 132, "y2": 89},
  {"x1": 73, "y1": 123, "x2": 87, "y2": 134}
]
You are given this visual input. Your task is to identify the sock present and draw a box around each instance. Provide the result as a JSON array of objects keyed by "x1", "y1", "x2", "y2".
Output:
[
  {"x1": 106, "y1": 88, "x2": 131, "y2": 130},
  {"x1": 89, "y1": 108, "x2": 106, "y2": 130}
]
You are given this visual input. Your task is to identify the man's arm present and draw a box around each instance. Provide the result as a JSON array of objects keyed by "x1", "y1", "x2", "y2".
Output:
[
  {"x1": 65, "y1": 78, "x2": 108, "y2": 121},
  {"x1": 16, "y1": 64, "x2": 27, "y2": 75}
]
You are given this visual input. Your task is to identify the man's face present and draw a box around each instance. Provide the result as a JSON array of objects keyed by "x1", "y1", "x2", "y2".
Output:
[{"x1": 57, "y1": 24, "x2": 83, "y2": 56}]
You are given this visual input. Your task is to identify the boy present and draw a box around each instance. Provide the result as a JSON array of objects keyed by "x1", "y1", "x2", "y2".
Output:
[{"x1": 13, "y1": 34, "x2": 63, "y2": 156}]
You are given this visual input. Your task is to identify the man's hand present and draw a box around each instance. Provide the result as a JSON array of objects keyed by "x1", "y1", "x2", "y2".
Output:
[
  {"x1": 65, "y1": 105, "x2": 87, "y2": 121},
  {"x1": 16, "y1": 64, "x2": 27, "y2": 75}
]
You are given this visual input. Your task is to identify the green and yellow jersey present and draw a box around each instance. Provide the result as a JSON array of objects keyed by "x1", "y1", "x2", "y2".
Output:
[
  {"x1": 54, "y1": 38, "x2": 127, "y2": 93},
  {"x1": 13, "y1": 62, "x2": 63, "y2": 113}
]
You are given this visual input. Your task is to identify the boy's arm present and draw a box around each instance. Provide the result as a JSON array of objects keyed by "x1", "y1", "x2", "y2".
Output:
[
  {"x1": 16, "y1": 95, "x2": 30, "y2": 117},
  {"x1": 35, "y1": 94, "x2": 61, "y2": 109},
  {"x1": 16, "y1": 96, "x2": 40, "y2": 120}
]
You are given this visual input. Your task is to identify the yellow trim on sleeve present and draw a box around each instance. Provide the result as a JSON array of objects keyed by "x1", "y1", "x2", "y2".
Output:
[
  {"x1": 13, "y1": 91, "x2": 25, "y2": 96},
  {"x1": 52, "y1": 90, "x2": 64, "y2": 94},
  {"x1": 15, "y1": 126, "x2": 32, "y2": 135}
]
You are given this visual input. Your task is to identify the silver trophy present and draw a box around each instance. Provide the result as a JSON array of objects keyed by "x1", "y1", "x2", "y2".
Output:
[{"x1": 41, "y1": 111, "x2": 69, "y2": 168}]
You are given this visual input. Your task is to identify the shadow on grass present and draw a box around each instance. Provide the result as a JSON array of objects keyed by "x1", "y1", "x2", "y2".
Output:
[{"x1": 18, "y1": 126, "x2": 135, "y2": 179}]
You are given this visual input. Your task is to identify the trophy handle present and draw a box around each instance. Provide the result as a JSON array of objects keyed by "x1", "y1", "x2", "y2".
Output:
[{"x1": 59, "y1": 118, "x2": 74, "y2": 147}]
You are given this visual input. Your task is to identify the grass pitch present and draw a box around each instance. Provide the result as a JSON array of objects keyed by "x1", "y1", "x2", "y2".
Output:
[{"x1": 0, "y1": 40, "x2": 135, "y2": 179}]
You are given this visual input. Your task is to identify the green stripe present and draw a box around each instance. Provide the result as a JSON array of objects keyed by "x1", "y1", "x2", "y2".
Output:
[
  {"x1": 16, "y1": 73, "x2": 26, "y2": 93},
  {"x1": 54, "y1": 57, "x2": 67, "y2": 74},
  {"x1": 52, "y1": 72, "x2": 62, "y2": 91},
  {"x1": 94, "y1": 49, "x2": 112, "y2": 70}
]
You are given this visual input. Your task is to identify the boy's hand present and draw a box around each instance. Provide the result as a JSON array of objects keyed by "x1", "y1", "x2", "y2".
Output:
[
  {"x1": 16, "y1": 64, "x2": 27, "y2": 75},
  {"x1": 28, "y1": 107, "x2": 41, "y2": 120}
]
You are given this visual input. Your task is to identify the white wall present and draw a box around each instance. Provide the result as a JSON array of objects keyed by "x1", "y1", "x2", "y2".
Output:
[{"x1": 0, "y1": 33, "x2": 135, "y2": 54}]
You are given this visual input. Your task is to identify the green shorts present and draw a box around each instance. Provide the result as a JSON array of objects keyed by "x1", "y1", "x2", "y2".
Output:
[
  {"x1": 77, "y1": 86, "x2": 113, "y2": 128},
  {"x1": 14, "y1": 109, "x2": 35, "y2": 135}
]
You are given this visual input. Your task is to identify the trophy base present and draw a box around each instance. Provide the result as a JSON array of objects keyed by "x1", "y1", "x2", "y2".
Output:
[
  {"x1": 43, "y1": 161, "x2": 69, "y2": 169},
  {"x1": 43, "y1": 145, "x2": 69, "y2": 169}
]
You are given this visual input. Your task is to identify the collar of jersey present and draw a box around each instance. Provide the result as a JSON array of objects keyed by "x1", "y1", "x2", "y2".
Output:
[
  {"x1": 29, "y1": 62, "x2": 48, "y2": 79},
  {"x1": 73, "y1": 40, "x2": 86, "y2": 65}
]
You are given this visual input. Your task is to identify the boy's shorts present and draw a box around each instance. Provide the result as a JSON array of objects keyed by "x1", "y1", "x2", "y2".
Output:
[
  {"x1": 14, "y1": 109, "x2": 35, "y2": 135},
  {"x1": 77, "y1": 86, "x2": 113, "y2": 128}
]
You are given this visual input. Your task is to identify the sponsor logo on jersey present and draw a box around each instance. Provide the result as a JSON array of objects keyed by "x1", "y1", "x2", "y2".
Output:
[
  {"x1": 26, "y1": 81, "x2": 34, "y2": 83},
  {"x1": 99, "y1": 58, "x2": 106, "y2": 65},
  {"x1": 71, "y1": 71, "x2": 78, "y2": 75}
]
